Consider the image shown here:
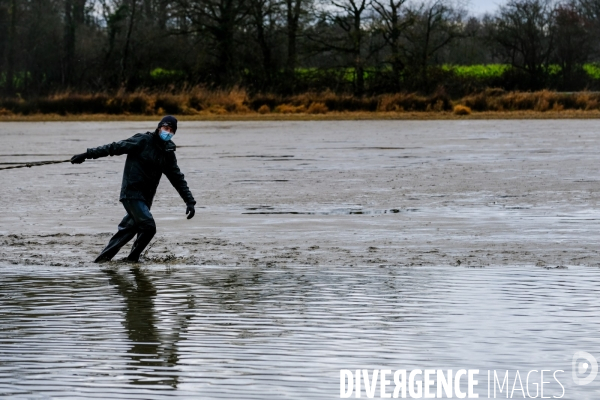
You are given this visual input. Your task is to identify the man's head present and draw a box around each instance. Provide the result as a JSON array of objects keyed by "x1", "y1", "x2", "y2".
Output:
[{"x1": 157, "y1": 115, "x2": 178, "y2": 134}]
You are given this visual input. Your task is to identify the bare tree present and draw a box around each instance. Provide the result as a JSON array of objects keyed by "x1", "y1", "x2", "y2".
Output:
[
  {"x1": 325, "y1": 0, "x2": 371, "y2": 95},
  {"x1": 579, "y1": 0, "x2": 600, "y2": 58},
  {"x1": 284, "y1": 0, "x2": 302, "y2": 82},
  {"x1": 4, "y1": 0, "x2": 600, "y2": 96},
  {"x1": 120, "y1": 0, "x2": 137, "y2": 83},
  {"x1": 178, "y1": 0, "x2": 248, "y2": 86},
  {"x1": 63, "y1": 0, "x2": 87, "y2": 85},
  {"x1": 553, "y1": 1, "x2": 591, "y2": 88},
  {"x1": 5, "y1": 0, "x2": 17, "y2": 94},
  {"x1": 372, "y1": 0, "x2": 413, "y2": 90},
  {"x1": 491, "y1": 0, "x2": 555, "y2": 88},
  {"x1": 400, "y1": 0, "x2": 464, "y2": 91},
  {"x1": 247, "y1": 0, "x2": 280, "y2": 88}
]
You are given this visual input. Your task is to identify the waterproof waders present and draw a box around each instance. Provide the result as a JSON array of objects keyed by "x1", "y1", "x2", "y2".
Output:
[
  {"x1": 95, "y1": 200, "x2": 157, "y2": 262},
  {"x1": 71, "y1": 116, "x2": 196, "y2": 262}
]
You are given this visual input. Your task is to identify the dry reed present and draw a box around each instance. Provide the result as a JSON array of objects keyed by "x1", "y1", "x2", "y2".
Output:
[
  {"x1": 453, "y1": 105, "x2": 472, "y2": 115},
  {"x1": 3, "y1": 87, "x2": 600, "y2": 116}
]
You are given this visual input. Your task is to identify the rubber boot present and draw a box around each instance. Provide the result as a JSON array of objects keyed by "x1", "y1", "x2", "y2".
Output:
[
  {"x1": 95, "y1": 214, "x2": 137, "y2": 262},
  {"x1": 126, "y1": 223, "x2": 156, "y2": 262}
]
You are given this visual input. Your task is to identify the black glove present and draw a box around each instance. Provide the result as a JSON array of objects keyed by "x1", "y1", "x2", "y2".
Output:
[
  {"x1": 70, "y1": 153, "x2": 87, "y2": 164},
  {"x1": 186, "y1": 203, "x2": 195, "y2": 219}
]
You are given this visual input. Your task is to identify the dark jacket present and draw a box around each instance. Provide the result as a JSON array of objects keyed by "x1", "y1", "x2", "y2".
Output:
[{"x1": 86, "y1": 131, "x2": 196, "y2": 206}]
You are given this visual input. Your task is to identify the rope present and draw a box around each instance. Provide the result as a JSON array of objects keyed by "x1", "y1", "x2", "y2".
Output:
[
  {"x1": 0, "y1": 145, "x2": 199, "y2": 171},
  {"x1": 0, "y1": 159, "x2": 71, "y2": 171}
]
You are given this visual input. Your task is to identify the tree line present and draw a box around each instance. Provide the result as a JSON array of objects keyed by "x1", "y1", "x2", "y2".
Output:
[{"x1": 1, "y1": 0, "x2": 599, "y2": 97}]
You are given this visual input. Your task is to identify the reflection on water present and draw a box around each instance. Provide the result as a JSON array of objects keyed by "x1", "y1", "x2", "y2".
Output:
[
  {"x1": 104, "y1": 268, "x2": 194, "y2": 388},
  {"x1": 1, "y1": 264, "x2": 599, "y2": 399}
]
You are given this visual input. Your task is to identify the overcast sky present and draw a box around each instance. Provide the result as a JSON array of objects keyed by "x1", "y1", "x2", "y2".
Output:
[{"x1": 469, "y1": 0, "x2": 502, "y2": 15}]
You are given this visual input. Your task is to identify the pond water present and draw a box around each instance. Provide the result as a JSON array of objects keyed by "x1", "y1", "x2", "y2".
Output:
[
  {"x1": 3, "y1": 120, "x2": 600, "y2": 398},
  {"x1": 1, "y1": 263, "x2": 599, "y2": 399}
]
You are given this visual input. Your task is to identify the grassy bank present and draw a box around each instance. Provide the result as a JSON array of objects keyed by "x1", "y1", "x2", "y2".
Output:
[
  {"x1": 3, "y1": 88, "x2": 600, "y2": 120},
  {"x1": 4, "y1": 110, "x2": 600, "y2": 121}
]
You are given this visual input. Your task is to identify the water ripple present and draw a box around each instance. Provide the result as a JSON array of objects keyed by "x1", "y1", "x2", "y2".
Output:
[{"x1": 1, "y1": 264, "x2": 599, "y2": 398}]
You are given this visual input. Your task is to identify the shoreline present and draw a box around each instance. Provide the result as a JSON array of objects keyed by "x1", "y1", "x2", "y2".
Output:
[{"x1": 3, "y1": 110, "x2": 600, "y2": 121}]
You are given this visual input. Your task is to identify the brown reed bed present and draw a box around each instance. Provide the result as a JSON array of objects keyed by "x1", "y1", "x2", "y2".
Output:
[{"x1": 2, "y1": 87, "x2": 600, "y2": 120}]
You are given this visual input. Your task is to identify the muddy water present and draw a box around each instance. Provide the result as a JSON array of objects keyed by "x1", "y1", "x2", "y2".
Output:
[
  {"x1": 2, "y1": 120, "x2": 600, "y2": 267},
  {"x1": 0, "y1": 264, "x2": 599, "y2": 398},
  {"x1": 1, "y1": 120, "x2": 600, "y2": 397}
]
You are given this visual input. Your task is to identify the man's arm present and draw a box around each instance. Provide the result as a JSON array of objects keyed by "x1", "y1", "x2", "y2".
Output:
[
  {"x1": 71, "y1": 133, "x2": 146, "y2": 163},
  {"x1": 86, "y1": 133, "x2": 146, "y2": 159},
  {"x1": 164, "y1": 152, "x2": 196, "y2": 219}
]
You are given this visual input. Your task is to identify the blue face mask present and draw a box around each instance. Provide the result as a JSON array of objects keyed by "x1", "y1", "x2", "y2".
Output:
[{"x1": 159, "y1": 130, "x2": 174, "y2": 141}]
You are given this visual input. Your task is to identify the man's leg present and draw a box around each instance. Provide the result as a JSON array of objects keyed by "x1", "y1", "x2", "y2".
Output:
[
  {"x1": 94, "y1": 212, "x2": 137, "y2": 262},
  {"x1": 122, "y1": 200, "x2": 157, "y2": 262}
]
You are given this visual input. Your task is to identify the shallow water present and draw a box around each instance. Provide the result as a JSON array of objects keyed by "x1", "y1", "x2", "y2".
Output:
[
  {"x1": 1, "y1": 263, "x2": 599, "y2": 399},
  {"x1": 3, "y1": 120, "x2": 600, "y2": 398}
]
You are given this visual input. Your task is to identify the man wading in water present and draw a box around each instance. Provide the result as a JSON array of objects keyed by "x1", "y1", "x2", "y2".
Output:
[{"x1": 70, "y1": 116, "x2": 196, "y2": 263}]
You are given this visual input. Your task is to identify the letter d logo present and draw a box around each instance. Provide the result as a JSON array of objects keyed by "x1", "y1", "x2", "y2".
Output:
[{"x1": 572, "y1": 351, "x2": 598, "y2": 385}]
